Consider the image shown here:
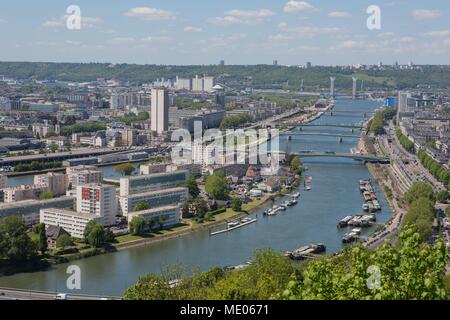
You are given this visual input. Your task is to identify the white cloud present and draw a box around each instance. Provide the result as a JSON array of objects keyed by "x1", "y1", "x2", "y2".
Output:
[
  {"x1": 283, "y1": 1, "x2": 314, "y2": 13},
  {"x1": 184, "y1": 26, "x2": 202, "y2": 33},
  {"x1": 412, "y1": 9, "x2": 441, "y2": 20},
  {"x1": 109, "y1": 37, "x2": 136, "y2": 43},
  {"x1": 424, "y1": 30, "x2": 450, "y2": 37},
  {"x1": 278, "y1": 23, "x2": 346, "y2": 37},
  {"x1": 140, "y1": 36, "x2": 171, "y2": 44},
  {"x1": 208, "y1": 9, "x2": 275, "y2": 25},
  {"x1": 328, "y1": 11, "x2": 352, "y2": 18},
  {"x1": 42, "y1": 16, "x2": 103, "y2": 29},
  {"x1": 0, "y1": 18, "x2": 7, "y2": 24},
  {"x1": 124, "y1": 7, "x2": 176, "y2": 21}
]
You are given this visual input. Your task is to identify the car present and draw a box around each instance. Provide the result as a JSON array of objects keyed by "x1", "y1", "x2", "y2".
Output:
[{"x1": 55, "y1": 293, "x2": 67, "y2": 300}]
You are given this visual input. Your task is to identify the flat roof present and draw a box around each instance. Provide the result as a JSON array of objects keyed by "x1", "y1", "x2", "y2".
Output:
[
  {"x1": 128, "y1": 205, "x2": 179, "y2": 215},
  {"x1": 120, "y1": 187, "x2": 188, "y2": 199},
  {"x1": 40, "y1": 207, "x2": 98, "y2": 219},
  {"x1": 0, "y1": 196, "x2": 75, "y2": 209}
]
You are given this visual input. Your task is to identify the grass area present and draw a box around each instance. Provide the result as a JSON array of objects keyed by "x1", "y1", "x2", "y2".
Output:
[{"x1": 114, "y1": 224, "x2": 191, "y2": 244}]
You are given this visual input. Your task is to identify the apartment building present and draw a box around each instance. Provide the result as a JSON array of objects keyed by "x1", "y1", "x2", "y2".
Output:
[
  {"x1": 40, "y1": 208, "x2": 100, "y2": 239},
  {"x1": 34, "y1": 172, "x2": 67, "y2": 196},
  {"x1": 3, "y1": 184, "x2": 47, "y2": 203},
  {"x1": 66, "y1": 165, "x2": 103, "y2": 189},
  {"x1": 76, "y1": 184, "x2": 117, "y2": 226}
]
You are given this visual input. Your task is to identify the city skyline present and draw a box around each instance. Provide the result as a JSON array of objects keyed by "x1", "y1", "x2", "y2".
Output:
[{"x1": 0, "y1": 0, "x2": 449, "y2": 65}]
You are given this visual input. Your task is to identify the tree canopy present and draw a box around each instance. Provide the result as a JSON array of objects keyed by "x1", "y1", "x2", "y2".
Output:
[{"x1": 205, "y1": 172, "x2": 228, "y2": 200}]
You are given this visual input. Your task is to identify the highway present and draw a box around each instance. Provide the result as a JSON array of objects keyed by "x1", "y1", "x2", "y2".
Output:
[{"x1": 0, "y1": 287, "x2": 118, "y2": 300}]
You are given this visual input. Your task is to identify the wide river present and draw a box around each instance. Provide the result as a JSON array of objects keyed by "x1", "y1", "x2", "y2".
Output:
[{"x1": 0, "y1": 99, "x2": 392, "y2": 296}]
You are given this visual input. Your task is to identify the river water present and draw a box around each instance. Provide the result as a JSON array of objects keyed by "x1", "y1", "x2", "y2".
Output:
[{"x1": 0, "y1": 99, "x2": 392, "y2": 296}]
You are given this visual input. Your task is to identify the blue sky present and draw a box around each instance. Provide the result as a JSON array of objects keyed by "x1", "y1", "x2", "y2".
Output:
[{"x1": 0, "y1": 0, "x2": 449, "y2": 65}]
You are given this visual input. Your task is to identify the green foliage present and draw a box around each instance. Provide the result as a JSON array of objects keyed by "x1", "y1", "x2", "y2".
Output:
[
  {"x1": 231, "y1": 197, "x2": 243, "y2": 212},
  {"x1": 60, "y1": 121, "x2": 106, "y2": 136},
  {"x1": 404, "y1": 182, "x2": 435, "y2": 205},
  {"x1": 132, "y1": 201, "x2": 151, "y2": 212},
  {"x1": 114, "y1": 112, "x2": 149, "y2": 125},
  {"x1": 175, "y1": 97, "x2": 211, "y2": 110},
  {"x1": 283, "y1": 226, "x2": 448, "y2": 300},
  {"x1": 0, "y1": 216, "x2": 37, "y2": 264},
  {"x1": 129, "y1": 216, "x2": 147, "y2": 236},
  {"x1": 396, "y1": 129, "x2": 414, "y2": 152},
  {"x1": 86, "y1": 224, "x2": 105, "y2": 248},
  {"x1": 56, "y1": 234, "x2": 72, "y2": 249},
  {"x1": 123, "y1": 249, "x2": 298, "y2": 300},
  {"x1": 436, "y1": 191, "x2": 449, "y2": 203},
  {"x1": 402, "y1": 198, "x2": 436, "y2": 241},
  {"x1": 39, "y1": 191, "x2": 55, "y2": 200},
  {"x1": 418, "y1": 149, "x2": 450, "y2": 188},
  {"x1": 14, "y1": 161, "x2": 62, "y2": 172},
  {"x1": 185, "y1": 176, "x2": 200, "y2": 199},
  {"x1": 205, "y1": 172, "x2": 228, "y2": 200},
  {"x1": 115, "y1": 163, "x2": 135, "y2": 176},
  {"x1": 219, "y1": 114, "x2": 251, "y2": 130},
  {"x1": 369, "y1": 108, "x2": 397, "y2": 135},
  {"x1": 446, "y1": 206, "x2": 450, "y2": 217},
  {"x1": 33, "y1": 223, "x2": 47, "y2": 254},
  {"x1": 289, "y1": 155, "x2": 303, "y2": 175}
]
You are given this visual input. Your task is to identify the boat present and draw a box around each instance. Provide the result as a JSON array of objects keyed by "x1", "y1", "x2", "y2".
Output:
[
  {"x1": 290, "y1": 192, "x2": 300, "y2": 198},
  {"x1": 342, "y1": 232, "x2": 359, "y2": 244},
  {"x1": 279, "y1": 205, "x2": 287, "y2": 211},
  {"x1": 285, "y1": 243, "x2": 326, "y2": 260},
  {"x1": 362, "y1": 203, "x2": 369, "y2": 211},
  {"x1": 227, "y1": 221, "x2": 240, "y2": 228},
  {"x1": 351, "y1": 228, "x2": 362, "y2": 235},
  {"x1": 305, "y1": 186, "x2": 311, "y2": 191},
  {"x1": 338, "y1": 215, "x2": 354, "y2": 228}
]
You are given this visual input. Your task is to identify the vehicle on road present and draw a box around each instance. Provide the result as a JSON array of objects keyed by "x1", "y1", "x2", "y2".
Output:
[{"x1": 55, "y1": 293, "x2": 67, "y2": 300}]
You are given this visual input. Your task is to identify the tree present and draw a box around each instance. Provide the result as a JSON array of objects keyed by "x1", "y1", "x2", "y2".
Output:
[
  {"x1": 56, "y1": 234, "x2": 72, "y2": 249},
  {"x1": 34, "y1": 223, "x2": 48, "y2": 254},
  {"x1": 446, "y1": 206, "x2": 450, "y2": 217},
  {"x1": 231, "y1": 197, "x2": 243, "y2": 212},
  {"x1": 104, "y1": 228, "x2": 116, "y2": 243},
  {"x1": 0, "y1": 216, "x2": 37, "y2": 263},
  {"x1": 49, "y1": 143, "x2": 59, "y2": 153},
  {"x1": 185, "y1": 176, "x2": 200, "y2": 199},
  {"x1": 289, "y1": 156, "x2": 303, "y2": 175},
  {"x1": 39, "y1": 191, "x2": 55, "y2": 200},
  {"x1": 402, "y1": 197, "x2": 436, "y2": 241},
  {"x1": 404, "y1": 182, "x2": 435, "y2": 205},
  {"x1": 132, "y1": 201, "x2": 150, "y2": 212},
  {"x1": 115, "y1": 163, "x2": 135, "y2": 176},
  {"x1": 158, "y1": 215, "x2": 166, "y2": 230},
  {"x1": 129, "y1": 216, "x2": 147, "y2": 236},
  {"x1": 83, "y1": 220, "x2": 98, "y2": 241},
  {"x1": 283, "y1": 226, "x2": 448, "y2": 300},
  {"x1": 86, "y1": 224, "x2": 105, "y2": 248},
  {"x1": 436, "y1": 191, "x2": 449, "y2": 203},
  {"x1": 205, "y1": 172, "x2": 228, "y2": 200}
]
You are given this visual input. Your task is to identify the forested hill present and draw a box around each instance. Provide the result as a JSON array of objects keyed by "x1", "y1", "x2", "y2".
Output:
[{"x1": 1, "y1": 61, "x2": 450, "y2": 90}]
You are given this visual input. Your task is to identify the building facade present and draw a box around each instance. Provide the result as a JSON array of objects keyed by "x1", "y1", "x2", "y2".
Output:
[
  {"x1": 151, "y1": 87, "x2": 169, "y2": 134},
  {"x1": 76, "y1": 184, "x2": 117, "y2": 226},
  {"x1": 119, "y1": 170, "x2": 188, "y2": 197}
]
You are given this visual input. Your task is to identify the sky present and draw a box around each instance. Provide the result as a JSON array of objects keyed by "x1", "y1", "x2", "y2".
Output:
[{"x1": 0, "y1": 0, "x2": 449, "y2": 65}]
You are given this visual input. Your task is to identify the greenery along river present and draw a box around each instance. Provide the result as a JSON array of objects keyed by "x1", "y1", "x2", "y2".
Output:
[{"x1": 0, "y1": 99, "x2": 392, "y2": 297}]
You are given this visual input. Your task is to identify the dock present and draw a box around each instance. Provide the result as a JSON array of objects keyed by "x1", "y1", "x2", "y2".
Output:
[{"x1": 210, "y1": 218, "x2": 257, "y2": 236}]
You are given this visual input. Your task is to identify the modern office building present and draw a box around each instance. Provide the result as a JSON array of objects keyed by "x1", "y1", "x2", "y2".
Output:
[
  {"x1": 34, "y1": 172, "x2": 67, "y2": 196},
  {"x1": 119, "y1": 187, "x2": 188, "y2": 215},
  {"x1": 119, "y1": 170, "x2": 188, "y2": 197},
  {"x1": 126, "y1": 205, "x2": 180, "y2": 229},
  {"x1": 166, "y1": 163, "x2": 202, "y2": 178},
  {"x1": 151, "y1": 87, "x2": 169, "y2": 134},
  {"x1": 66, "y1": 165, "x2": 103, "y2": 188},
  {"x1": 76, "y1": 184, "x2": 117, "y2": 226},
  {"x1": 40, "y1": 208, "x2": 100, "y2": 238},
  {"x1": 0, "y1": 196, "x2": 75, "y2": 225}
]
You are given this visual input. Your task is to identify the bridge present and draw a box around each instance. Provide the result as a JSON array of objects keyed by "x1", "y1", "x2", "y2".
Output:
[
  {"x1": 281, "y1": 132, "x2": 360, "y2": 138},
  {"x1": 273, "y1": 151, "x2": 390, "y2": 163},
  {"x1": 296, "y1": 124, "x2": 363, "y2": 129}
]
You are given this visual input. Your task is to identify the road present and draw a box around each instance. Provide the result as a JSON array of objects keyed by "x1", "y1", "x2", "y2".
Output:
[{"x1": 0, "y1": 287, "x2": 118, "y2": 300}]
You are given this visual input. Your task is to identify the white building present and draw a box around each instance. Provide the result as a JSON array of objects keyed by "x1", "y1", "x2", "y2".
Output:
[
  {"x1": 119, "y1": 187, "x2": 188, "y2": 215},
  {"x1": 66, "y1": 165, "x2": 103, "y2": 189},
  {"x1": 139, "y1": 163, "x2": 168, "y2": 175},
  {"x1": 166, "y1": 163, "x2": 202, "y2": 178},
  {"x1": 40, "y1": 208, "x2": 100, "y2": 239},
  {"x1": 126, "y1": 205, "x2": 180, "y2": 229},
  {"x1": 203, "y1": 76, "x2": 215, "y2": 93},
  {"x1": 119, "y1": 170, "x2": 188, "y2": 197},
  {"x1": 3, "y1": 184, "x2": 48, "y2": 203},
  {"x1": 151, "y1": 87, "x2": 169, "y2": 134},
  {"x1": 175, "y1": 76, "x2": 191, "y2": 91},
  {"x1": 76, "y1": 184, "x2": 117, "y2": 226},
  {"x1": 192, "y1": 75, "x2": 203, "y2": 92},
  {"x1": 34, "y1": 172, "x2": 67, "y2": 196}
]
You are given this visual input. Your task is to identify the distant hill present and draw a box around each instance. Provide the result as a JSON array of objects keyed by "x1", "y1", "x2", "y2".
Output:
[{"x1": 0, "y1": 61, "x2": 449, "y2": 90}]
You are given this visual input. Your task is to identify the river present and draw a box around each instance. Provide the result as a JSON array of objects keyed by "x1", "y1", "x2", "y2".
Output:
[{"x1": 0, "y1": 99, "x2": 392, "y2": 297}]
